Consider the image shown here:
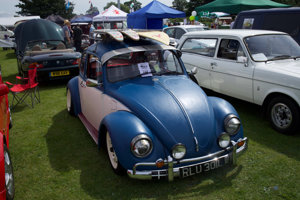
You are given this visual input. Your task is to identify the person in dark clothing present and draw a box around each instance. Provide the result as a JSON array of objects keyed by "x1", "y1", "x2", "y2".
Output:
[{"x1": 73, "y1": 25, "x2": 83, "y2": 52}]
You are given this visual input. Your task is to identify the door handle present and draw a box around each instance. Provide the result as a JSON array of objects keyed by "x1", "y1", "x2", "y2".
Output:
[{"x1": 210, "y1": 62, "x2": 217, "y2": 69}]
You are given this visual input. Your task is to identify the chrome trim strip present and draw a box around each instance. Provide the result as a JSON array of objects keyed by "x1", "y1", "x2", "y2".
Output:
[{"x1": 127, "y1": 137, "x2": 248, "y2": 181}]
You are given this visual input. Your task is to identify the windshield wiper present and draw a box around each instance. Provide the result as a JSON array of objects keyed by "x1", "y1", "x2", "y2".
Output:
[
  {"x1": 268, "y1": 55, "x2": 293, "y2": 61},
  {"x1": 158, "y1": 71, "x2": 181, "y2": 76}
]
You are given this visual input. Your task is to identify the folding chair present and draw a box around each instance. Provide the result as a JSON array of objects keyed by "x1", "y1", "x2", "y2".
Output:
[{"x1": 6, "y1": 67, "x2": 40, "y2": 109}]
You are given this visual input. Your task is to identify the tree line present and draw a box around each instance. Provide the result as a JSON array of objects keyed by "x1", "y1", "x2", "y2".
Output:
[{"x1": 16, "y1": 0, "x2": 300, "y2": 19}]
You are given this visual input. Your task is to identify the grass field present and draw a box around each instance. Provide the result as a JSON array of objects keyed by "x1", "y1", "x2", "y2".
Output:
[{"x1": 0, "y1": 48, "x2": 299, "y2": 200}]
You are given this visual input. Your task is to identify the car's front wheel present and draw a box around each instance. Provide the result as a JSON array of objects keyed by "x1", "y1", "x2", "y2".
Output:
[
  {"x1": 267, "y1": 96, "x2": 300, "y2": 134},
  {"x1": 67, "y1": 88, "x2": 74, "y2": 116},
  {"x1": 106, "y1": 131, "x2": 125, "y2": 175},
  {"x1": 4, "y1": 144, "x2": 14, "y2": 200}
]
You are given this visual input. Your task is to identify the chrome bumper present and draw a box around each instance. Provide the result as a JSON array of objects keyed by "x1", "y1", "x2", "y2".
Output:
[{"x1": 127, "y1": 137, "x2": 248, "y2": 181}]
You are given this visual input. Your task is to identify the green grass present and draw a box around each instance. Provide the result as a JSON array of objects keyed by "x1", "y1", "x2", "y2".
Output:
[{"x1": 0, "y1": 48, "x2": 299, "y2": 200}]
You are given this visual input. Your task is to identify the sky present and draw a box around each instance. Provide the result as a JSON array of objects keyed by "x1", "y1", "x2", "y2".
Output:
[{"x1": 0, "y1": 0, "x2": 172, "y2": 17}]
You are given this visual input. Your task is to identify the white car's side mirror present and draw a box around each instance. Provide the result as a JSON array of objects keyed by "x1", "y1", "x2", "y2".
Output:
[
  {"x1": 237, "y1": 56, "x2": 248, "y2": 66},
  {"x1": 191, "y1": 67, "x2": 198, "y2": 75}
]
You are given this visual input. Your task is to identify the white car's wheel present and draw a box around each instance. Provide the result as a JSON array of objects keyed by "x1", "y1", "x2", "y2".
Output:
[
  {"x1": 4, "y1": 144, "x2": 14, "y2": 200},
  {"x1": 67, "y1": 88, "x2": 74, "y2": 115},
  {"x1": 268, "y1": 96, "x2": 300, "y2": 134},
  {"x1": 106, "y1": 131, "x2": 125, "y2": 175}
]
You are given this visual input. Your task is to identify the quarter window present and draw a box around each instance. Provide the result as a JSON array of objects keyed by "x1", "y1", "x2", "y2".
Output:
[
  {"x1": 180, "y1": 38, "x2": 217, "y2": 57},
  {"x1": 79, "y1": 53, "x2": 86, "y2": 76},
  {"x1": 87, "y1": 55, "x2": 102, "y2": 82}
]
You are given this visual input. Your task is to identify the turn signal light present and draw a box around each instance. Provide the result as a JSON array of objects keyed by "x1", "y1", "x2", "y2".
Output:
[
  {"x1": 237, "y1": 141, "x2": 245, "y2": 147},
  {"x1": 156, "y1": 159, "x2": 164, "y2": 168},
  {"x1": 29, "y1": 62, "x2": 43, "y2": 69},
  {"x1": 73, "y1": 58, "x2": 80, "y2": 65}
]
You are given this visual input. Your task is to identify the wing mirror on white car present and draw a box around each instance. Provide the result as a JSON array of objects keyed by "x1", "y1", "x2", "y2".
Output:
[
  {"x1": 190, "y1": 67, "x2": 198, "y2": 75},
  {"x1": 237, "y1": 56, "x2": 248, "y2": 67}
]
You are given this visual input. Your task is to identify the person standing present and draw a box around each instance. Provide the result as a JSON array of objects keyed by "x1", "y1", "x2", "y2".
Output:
[
  {"x1": 88, "y1": 23, "x2": 95, "y2": 45},
  {"x1": 73, "y1": 25, "x2": 83, "y2": 52},
  {"x1": 63, "y1": 20, "x2": 72, "y2": 48}
]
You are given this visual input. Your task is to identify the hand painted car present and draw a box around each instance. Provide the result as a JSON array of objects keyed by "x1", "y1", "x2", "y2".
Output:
[
  {"x1": 14, "y1": 19, "x2": 81, "y2": 81},
  {"x1": 66, "y1": 30, "x2": 248, "y2": 181},
  {"x1": 0, "y1": 67, "x2": 14, "y2": 199}
]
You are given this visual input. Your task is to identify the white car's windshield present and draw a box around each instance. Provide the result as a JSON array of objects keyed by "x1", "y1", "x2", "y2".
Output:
[
  {"x1": 107, "y1": 50, "x2": 183, "y2": 83},
  {"x1": 244, "y1": 34, "x2": 300, "y2": 61}
]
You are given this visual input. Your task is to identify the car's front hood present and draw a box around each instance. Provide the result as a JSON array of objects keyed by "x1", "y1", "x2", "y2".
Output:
[
  {"x1": 266, "y1": 59, "x2": 300, "y2": 75},
  {"x1": 108, "y1": 76, "x2": 217, "y2": 157}
]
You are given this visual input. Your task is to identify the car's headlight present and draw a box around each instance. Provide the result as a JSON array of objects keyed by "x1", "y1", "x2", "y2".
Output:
[
  {"x1": 172, "y1": 144, "x2": 186, "y2": 160},
  {"x1": 218, "y1": 133, "x2": 230, "y2": 148},
  {"x1": 224, "y1": 114, "x2": 241, "y2": 135},
  {"x1": 131, "y1": 134, "x2": 153, "y2": 158}
]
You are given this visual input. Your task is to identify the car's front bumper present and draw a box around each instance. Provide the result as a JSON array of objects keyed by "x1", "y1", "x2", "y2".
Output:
[{"x1": 127, "y1": 137, "x2": 248, "y2": 181}]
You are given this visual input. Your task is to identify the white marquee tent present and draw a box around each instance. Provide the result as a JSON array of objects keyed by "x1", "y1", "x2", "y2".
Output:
[{"x1": 93, "y1": 5, "x2": 127, "y2": 22}]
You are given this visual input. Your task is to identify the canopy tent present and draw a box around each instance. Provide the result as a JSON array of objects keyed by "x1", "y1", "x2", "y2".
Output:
[
  {"x1": 45, "y1": 14, "x2": 65, "y2": 26},
  {"x1": 93, "y1": 5, "x2": 127, "y2": 22},
  {"x1": 70, "y1": 15, "x2": 92, "y2": 23},
  {"x1": 196, "y1": 0, "x2": 290, "y2": 15},
  {"x1": 127, "y1": 0, "x2": 186, "y2": 30}
]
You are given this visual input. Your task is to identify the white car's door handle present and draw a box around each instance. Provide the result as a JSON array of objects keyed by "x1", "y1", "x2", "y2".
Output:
[{"x1": 211, "y1": 62, "x2": 217, "y2": 66}]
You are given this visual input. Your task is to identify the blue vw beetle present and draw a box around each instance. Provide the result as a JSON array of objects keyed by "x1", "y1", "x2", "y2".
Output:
[{"x1": 66, "y1": 30, "x2": 247, "y2": 181}]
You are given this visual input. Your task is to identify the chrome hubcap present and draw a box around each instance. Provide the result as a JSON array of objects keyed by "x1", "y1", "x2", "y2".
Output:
[
  {"x1": 4, "y1": 149, "x2": 14, "y2": 196},
  {"x1": 106, "y1": 132, "x2": 118, "y2": 169},
  {"x1": 67, "y1": 89, "x2": 71, "y2": 112},
  {"x1": 271, "y1": 103, "x2": 292, "y2": 129}
]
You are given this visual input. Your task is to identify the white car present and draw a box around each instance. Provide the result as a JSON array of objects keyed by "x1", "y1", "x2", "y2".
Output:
[
  {"x1": 178, "y1": 29, "x2": 300, "y2": 134},
  {"x1": 0, "y1": 25, "x2": 14, "y2": 39},
  {"x1": 163, "y1": 25, "x2": 207, "y2": 46}
]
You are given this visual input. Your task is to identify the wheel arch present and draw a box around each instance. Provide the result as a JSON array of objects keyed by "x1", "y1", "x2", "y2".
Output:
[
  {"x1": 262, "y1": 92, "x2": 300, "y2": 118},
  {"x1": 66, "y1": 77, "x2": 81, "y2": 116}
]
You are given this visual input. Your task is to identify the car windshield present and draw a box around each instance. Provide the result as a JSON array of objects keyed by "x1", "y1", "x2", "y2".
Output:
[
  {"x1": 244, "y1": 34, "x2": 300, "y2": 61},
  {"x1": 186, "y1": 27, "x2": 204, "y2": 32},
  {"x1": 107, "y1": 50, "x2": 184, "y2": 83},
  {"x1": 26, "y1": 40, "x2": 66, "y2": 51}
]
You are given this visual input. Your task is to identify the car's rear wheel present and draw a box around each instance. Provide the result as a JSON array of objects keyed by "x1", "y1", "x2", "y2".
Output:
[
  {"x1": 267, "y1": 96, "x2": 300, "y2": 134},
  {"x1": 67, "y1": 88, "x2": 74, "y2": 115},
  {"x1": 4, "y1": 144, "x2": 14, "y2": 200},
  {"x1": 106, "y1": 131, "x2": 125, "y2": 175}
]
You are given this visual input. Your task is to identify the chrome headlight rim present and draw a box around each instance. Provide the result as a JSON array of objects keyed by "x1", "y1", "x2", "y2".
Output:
[
  {"x1": 171, "y1": 143, "x2": 186, "y2": 160},
  {"x1": 224, "y1": 114, "x2": 241, "y2": 135},
  {"x1": 218, "y1": 132, "x2": 231, "y2": 148},
  {"x1": 130, "y1": 134, "x2": 153, "y2": 158}
]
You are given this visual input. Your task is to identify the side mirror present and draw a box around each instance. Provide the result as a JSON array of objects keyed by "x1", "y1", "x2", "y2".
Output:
[
  {"x1": 176, "y1": 50, "x2": 182, "y2": 58},
  {"x1": 0, "y1": 84, "x2": 9, "y2": 96},
  {"x1": 237, "y1": 56, "x2": 248, "y2": 67},
  {"x1": 190, "y1": 67, "x2": 198, "y2": 75},
  {"x1": 86, "y1": 79, "x2": 101, "y2": 87}
]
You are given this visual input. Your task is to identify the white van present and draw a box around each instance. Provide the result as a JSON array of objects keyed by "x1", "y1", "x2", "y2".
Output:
[{"x1": 0, "y1": 25, "x2": 14, "y2": 39}]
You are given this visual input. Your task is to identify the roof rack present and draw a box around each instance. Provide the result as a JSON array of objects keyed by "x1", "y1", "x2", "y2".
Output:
[{"x1": 93, "y1": 29, "x2": 170, "y2": 45}]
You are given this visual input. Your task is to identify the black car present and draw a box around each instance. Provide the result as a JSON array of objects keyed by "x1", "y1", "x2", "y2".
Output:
[{"x1": 14, "y1": 19, "x2": 81, "y2": 80}]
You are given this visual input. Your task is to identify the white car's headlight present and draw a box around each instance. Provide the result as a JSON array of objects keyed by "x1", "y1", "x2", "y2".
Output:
[
  {"x1": 131, "y1": 134, "x2": 153, "y2": 158},
  {"x1": 172, "y1": 144, "x2": 186, "y2": 160},
  {"x1": 218, "y1": 133, "x2": 230, "y2": 148},
  {"x1": 224, "y1": 114, "x2": 241, "y2": 135}
]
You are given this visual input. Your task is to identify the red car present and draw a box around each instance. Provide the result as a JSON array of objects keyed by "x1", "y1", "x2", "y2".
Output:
[{"x1": 0, "y1": 71, "x2": 14, "y2": 200}]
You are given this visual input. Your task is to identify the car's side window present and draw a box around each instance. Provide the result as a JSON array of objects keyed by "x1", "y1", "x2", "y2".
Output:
[
  {"x1": 217, "y1": 39, "x2": 245, "y2": 60},
  {"x1": 87, "y1": 55, "x2": 102, "y2": 82},
  {"x1": 180, "y1": 38, "x2": 217, "y2": 57},
  {"x1": 79, "y1": 52, "x2": 86, "y2": 76},
  {"x1": 164, "y1": 28, "x2": 175, "y2": 38},
  {"x1": 175, "y1": 28, "x2": 185, "y2": 39}
]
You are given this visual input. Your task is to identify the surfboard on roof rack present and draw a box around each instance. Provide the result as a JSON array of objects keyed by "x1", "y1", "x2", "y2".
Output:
[
  {"x1": 136, "y1": 31, "x2": 170, "y2": 46},
  {"x1": 121, "y1": 29, "x2": 140, "y2": 41},
  {"x1": 94, "y1": 29, "x2": 124, "y2": 42}
]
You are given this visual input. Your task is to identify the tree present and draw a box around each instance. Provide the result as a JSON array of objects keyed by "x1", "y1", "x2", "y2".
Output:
[
  {"x1": 273, "y1": 0, "x2": 300, "y2": 6},
  {"x1": 186, "y1": 0, "x2": 213, "y2": 16},
  {"x1": 124, "y1": 0, "x2": 142, "y2": 12},
  {"x1": 172, "y1": 0, "x2": 188, "y2": 12},
  {"x1": 16, "y1": 0, "x2": 75, "y2": 19},
  {"x1": 103, "y1": 2, "x2": 130, "y2": 13}
]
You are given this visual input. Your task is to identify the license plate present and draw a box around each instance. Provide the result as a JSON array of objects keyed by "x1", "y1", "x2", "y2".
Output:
[
  {"x1": 50, "y1": 70, "x2": 70, "y2": 77},
  {"x1": 179, "y1": 156, "x2": 229, "y2": 178}
]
